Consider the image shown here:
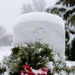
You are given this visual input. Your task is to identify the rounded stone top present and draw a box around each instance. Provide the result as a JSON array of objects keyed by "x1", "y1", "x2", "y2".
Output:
[
  {"x1": 14, "y1": 12, "x2": 64, "y2": 28},
  {"x1": 13, "y1": 12, "x2": 65, "y2": 61}
]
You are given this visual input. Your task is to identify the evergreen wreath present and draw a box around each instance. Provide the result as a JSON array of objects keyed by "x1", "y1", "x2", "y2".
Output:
[
  {"x1": 4, "y1": 42, "x2": 54, "y2": 75},
  {"x1": 2, "y1": 42, "x2": 73, "y2": 75}
]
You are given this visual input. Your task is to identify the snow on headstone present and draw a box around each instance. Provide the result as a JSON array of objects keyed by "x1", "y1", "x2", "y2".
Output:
[{"x1": 13, "y1": 12, "x2": 65, "y2": 61}]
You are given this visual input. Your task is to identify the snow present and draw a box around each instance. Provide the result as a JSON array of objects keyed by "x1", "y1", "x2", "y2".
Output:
[
  {"x1": 14, "y1": 12, "x2": 65, "y2": 29},
  {"x1": 32, "y1": 68, "x2": 47, "y2": 75},
  {"x1": 0, "y1": 46, "x2": 12, "y2": 63},
  {"x1": 67, "y1": 25, "x2": 75, "y2": 45},
  {"x1": 52, "y1": 5, "x2": 67, "y2": 9},
  {"x1": 46, "y1": 62, "x2": 54, "y2": 70},
  {"x1": 65, "y1": 5, "x2": 75, "y2": 12},
  {"x1": 67, "y1": 33, "x2": 75, "y2": 45},
  {"x1": 51, "y1": 4, "x2": 75, "y2": 12},
  {"x1": 65, "y1": 61, "x2": 75, "y2": 67}
]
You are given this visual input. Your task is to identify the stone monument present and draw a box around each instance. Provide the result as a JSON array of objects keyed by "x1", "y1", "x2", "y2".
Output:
[{"x1": 13, "y1": 12, "x2": 65, "y2": 61}]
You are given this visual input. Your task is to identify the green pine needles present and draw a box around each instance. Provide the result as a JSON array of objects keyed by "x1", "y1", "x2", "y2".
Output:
[
  {"x1": 3, "y1": 42, "x2": 54, "y2": 75},
  {"x1": 2, "y1": 42, "x2": 74, "y2": 75},
  {"x1": 0, "y1": 63, "x2": 6, "y2": 74}
]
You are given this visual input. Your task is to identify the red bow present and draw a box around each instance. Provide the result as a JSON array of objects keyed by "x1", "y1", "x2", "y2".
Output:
[{"x1": 20, "y1": 64, "x2": 48, "y2": 75}]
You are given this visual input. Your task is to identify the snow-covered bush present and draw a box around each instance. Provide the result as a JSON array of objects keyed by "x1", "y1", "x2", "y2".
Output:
[
  {"x1": 0, "y1": 63, "x2": 6, "y2": 74},
  {"x1": 1, "y1": 42, "x2": 74, "y2": 75}
]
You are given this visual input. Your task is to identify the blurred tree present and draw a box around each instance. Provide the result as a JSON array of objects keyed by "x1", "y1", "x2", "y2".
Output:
[
  {"x1": 0, "y1": 34, "x2": 13, "y2": 46},
  {"x1": 22, "y1": 0, "x2": 46, "y2": 14},
  {"x1": 46, "y1": 0, "x2": 75, "y2": 60},
  {"x1": 32, "y1": 0, "x2": 46, "y2": 12},
  {"x1": 0, "y1": 26, "x2": 13, "y2": 46},
  {"x1": 22, "y1": 4, "x2": 34, "y2": 14},
  {"x1": 0, "y1": 26, "x2": 6, "y2": 39}
]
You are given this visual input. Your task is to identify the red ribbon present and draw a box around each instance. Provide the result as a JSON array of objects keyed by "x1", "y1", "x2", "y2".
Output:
[{"x1": 20, "y1": 64, "x2": 48, "y2": 75}]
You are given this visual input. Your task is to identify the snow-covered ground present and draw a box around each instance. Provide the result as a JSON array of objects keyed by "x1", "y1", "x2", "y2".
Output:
[{"x1": 0, "y1": 46, "x2": 12, "y2": 63}]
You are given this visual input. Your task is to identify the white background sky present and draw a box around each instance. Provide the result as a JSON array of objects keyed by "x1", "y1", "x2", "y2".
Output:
[{"x1": 0, "y1": 0, "x2": 58, "y2": 34}]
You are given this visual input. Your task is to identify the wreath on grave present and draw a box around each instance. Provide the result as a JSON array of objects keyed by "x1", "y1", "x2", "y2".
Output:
[{"x1": 3, "y1": 42, "x2": 72, "y2": 75}]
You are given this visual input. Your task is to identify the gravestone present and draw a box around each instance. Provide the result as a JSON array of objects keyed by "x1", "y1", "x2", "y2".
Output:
[{"x1": 13, "y1": 12, "x2": 65, "y2": 61}]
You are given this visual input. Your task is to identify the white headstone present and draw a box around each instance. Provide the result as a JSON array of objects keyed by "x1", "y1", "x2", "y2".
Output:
[{"x1": 13, "y1": 12, "x2": 65, "y2": 61}]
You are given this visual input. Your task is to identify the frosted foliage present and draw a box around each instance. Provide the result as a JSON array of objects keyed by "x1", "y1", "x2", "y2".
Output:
[
  {"x1": 0, "y1": 26, "x2": 6, "y2": 39},
  {"x1": 13, "y1": 12, "x2": 65, "y2": 61}
]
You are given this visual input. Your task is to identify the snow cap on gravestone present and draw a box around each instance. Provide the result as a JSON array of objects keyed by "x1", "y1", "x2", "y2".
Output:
[{"x1": 13, "y1": 12, "x2": 65, "y2": 61}]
